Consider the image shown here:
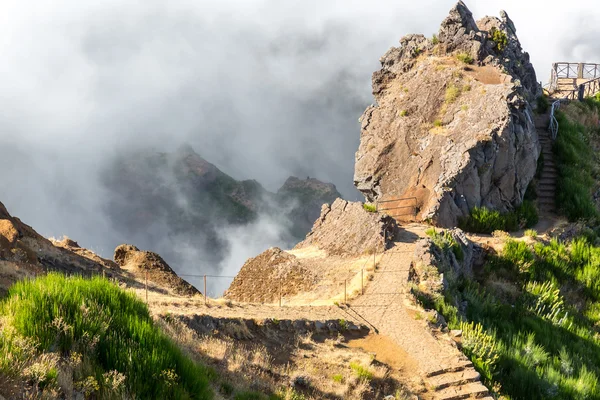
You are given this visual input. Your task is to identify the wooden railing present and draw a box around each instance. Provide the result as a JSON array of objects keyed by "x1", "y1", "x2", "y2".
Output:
[{"x1": 377, "y1": 197, "x2": 418, "y2": 221}]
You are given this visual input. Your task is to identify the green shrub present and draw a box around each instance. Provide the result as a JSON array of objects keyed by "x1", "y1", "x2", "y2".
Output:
[
  {"x1": 524, "y1": 229, "x2": 538, "y2": 238},
  {"x1": 433, "y1": 119, "x2": 443, "y2": 127},
  {"x1": 459, "y1": 201, "x2": 538, "y2": 234},
  {"x1": 363, "y1": 203, "x2": 377, "y2": 213},
  {"x1": 431, "y1": 34, "x2": 439, "y2": 45},
  {"x1": 489, "y1": 27, "x2": 508, "y2": 52},
  {"x1": 426, "y1": 228, "x2": 464, "y2": 261},
  {"x1": 332, "y1": 373, "x2": 344, "y2": 383},
  {"x1": 400, "y1": 109, "x2": 408, "y2": 117},
  {"x1": 536, "y1": 95, "x2": 549, "y2": 114},
  {"x1": 456, "y1": 52, "x2": 474, "y2": 64},
  {"x1": 0, "y1": 273, "x2": 213, "y2": 399},
  {"x1": 445, "y1": 84, "x2": 461, "y2": 103},
  {"x1": 349, "y1": 362, "x2": 373, "y2": 381}
]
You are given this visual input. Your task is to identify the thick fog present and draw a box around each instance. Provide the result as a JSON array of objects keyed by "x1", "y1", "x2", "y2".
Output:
[{"x1": 0, "y1": 0, "x2": 596, "y2": 285}]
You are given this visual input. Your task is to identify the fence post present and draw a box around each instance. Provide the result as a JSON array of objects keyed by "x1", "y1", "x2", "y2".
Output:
[
  {"x1": 145, "y1": 270, "x2": 148, "y2": 304},
  {"x1": 361, "y1": 268, "x2": 364, "y2": 295},
  {"x1": 204, "y1": 275, "x2": 207, "y2": 305},
  {"x1": 344, "y1": 280, "x2": 347, "y2": 304}
]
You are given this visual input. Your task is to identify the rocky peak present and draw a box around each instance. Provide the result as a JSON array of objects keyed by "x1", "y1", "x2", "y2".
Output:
[{"x1": 354, "y1": 1, "x2": 541, "y2": 227}]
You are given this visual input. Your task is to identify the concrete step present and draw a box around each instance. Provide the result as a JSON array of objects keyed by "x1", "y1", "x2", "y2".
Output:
[
  {"x1": 429, "y1": 369, "x2": 481, "y2": 390},
  {"x1": 426, "y1": 361, "x2": 473, "y2": 378},
  {"x1": 436, "y1": 382, "x2": 489, "y2": 400}
]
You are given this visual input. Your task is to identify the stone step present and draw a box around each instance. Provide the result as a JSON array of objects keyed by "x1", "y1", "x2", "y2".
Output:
[
  {"x1": 426, "y1": 361, "x2": 473, "y2": 378},
  {"x1": 541, "y1": 173, "x2": 558, "y2": 180},
  {"x1": 429, "y1": 369, "x2": 481, "y2": 390},
  {"x1": 436, "y1": 382, "x2": 489, "y2": 400},
  {"x1": 543, "y1": 169, "x2": 558, "y2": 176}
]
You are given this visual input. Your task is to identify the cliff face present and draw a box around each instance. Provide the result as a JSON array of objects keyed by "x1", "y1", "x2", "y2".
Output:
[{"x1": 354, "y1": 1, "x2": 541, "y2": 227}]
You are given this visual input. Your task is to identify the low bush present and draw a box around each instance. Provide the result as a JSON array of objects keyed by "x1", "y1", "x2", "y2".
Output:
[
  {"x1": 349, "y1": 361, "x2": 373, "y2": 381},
  {"x1": 363, "y1": 203, "x2": 377, "y2": 213},
  {"x1": 445, "y1": 84, "x2": 461, "y2": 104},
  {"x1": 425, "y1": 228, "x2": 464, "y2": 261},
  {"x1": 456, "y1": 52, "x2": 474, "y2": 65},
  {"x1": 489, "y1": 27, "x2": 508, "y2": 52},
  {"x1": 458, "y1": 201, "x2": 538, "y2": 234}
]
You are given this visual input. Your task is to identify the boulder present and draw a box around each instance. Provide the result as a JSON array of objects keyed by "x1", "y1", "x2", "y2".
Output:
[
  {"x1": 354, "y1": 1, "x2": 540, "y2": 227},
  {"x1": 113, "y1": 244, "x2": 199, "y2": 296}
]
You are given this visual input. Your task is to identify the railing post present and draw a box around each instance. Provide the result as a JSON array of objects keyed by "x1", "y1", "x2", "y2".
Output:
[
  {"x1": 344, "y1": 280, "x2": 347, "y2": 304},
  {"x1": 204, "y1": 275, "x2": 207, "y2": 305},
  {"x1": 361, "y1": 268, "x2": 364, "y2": 295},
  {"x1": 145, "y1": 270, "x2": 148, "y2": 304},
  {"x1": 578, "y1": 63, "x2": 584, "y2": 79}
]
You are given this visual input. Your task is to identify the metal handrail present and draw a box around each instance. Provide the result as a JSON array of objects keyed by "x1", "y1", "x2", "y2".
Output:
[{"x1": 549, "y1": 99, "x2": 561, "y2": 141}]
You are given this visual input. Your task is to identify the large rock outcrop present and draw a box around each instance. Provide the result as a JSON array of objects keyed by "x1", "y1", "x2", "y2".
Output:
[
  {"x1": 114, "y1": 244, "x2": 199, "y2": 296},
  {"x1": 295, "y1": 198, "x2": 396, "y2": 256},
  {"x1": 354, "y1": 1, "x2": 541, "y2": 227}
]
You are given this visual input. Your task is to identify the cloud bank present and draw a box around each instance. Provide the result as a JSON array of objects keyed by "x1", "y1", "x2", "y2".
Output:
[{"x1": 0, "y1": 0, "x2": 596, "y2": 287}]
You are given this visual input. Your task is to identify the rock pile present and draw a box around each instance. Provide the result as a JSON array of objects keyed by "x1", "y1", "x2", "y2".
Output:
[
  {"x1": 114, "y1": 244, "x2": 199, "y2": 296},
  {"x1": 224, "y1": 247, "x2": 318, "y2": 303},
  {"x1": 354, "y1": 1, "x2": 541, "y2": 227}
]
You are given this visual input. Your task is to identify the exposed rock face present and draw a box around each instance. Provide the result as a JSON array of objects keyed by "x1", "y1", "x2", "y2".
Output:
[
  {"x1": 224, "y1": 247, "x2": 318, "y2": 302},
  {"x1": 296, "y1": 198, "x2": 395, "y2": 256},
  {"x1": 354, "y1": 1, "x2": 541, "y2": 227},
  {"x1": 226, "y1": 199, "x2": 396, "y2": 300},
  {"x1": 113, "y1": 244, "x2": 199, "y2": 296},
  {"x1": 410, "y1": 228, "x2": 483, "y2": 296},
  {"x1": 0, "y1": 200, "x2": 119, "y2": 293}
]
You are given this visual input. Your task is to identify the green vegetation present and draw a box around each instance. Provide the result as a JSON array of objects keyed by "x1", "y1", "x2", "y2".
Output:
[
  {"x1": 363, "y1": 203, "x2": 377, "y2": 213},
  {"x1": 433, "y1": 119, "x2": 443, "y2": 128},
  {"x1": 425, "y1": 228, "x2": 464, "y2": 261},
  {"x1": 414, "y1": 236, "x2": 600, "y2": 399},
  {"x1": 456, "y1": 52, "x2": 474, "y2": 65},
  {"x1": 536, "y1": 95, "x2": 550, "y2": 114},
  {"x1": 489, "y1": 27, "x2": 508, "y2": 52},
  {"x1": 554, "y1": 104, "x2": 599, "y2": 221},
  {"x1": 431, "y1": 34, "x2": 439, "y2": 45},
  {"x1": 524, "y1": 229, "x2": 538, "y2": 238},
  {"x1": 458, "y1": 200, "x2": 538, "y2": 233},
  {"x1": 445, "y1": 84, "x2": 462, "y2": 104},
  {"x1": 332, "y1": 373, "x2": 344, "y2": 383},
  {"x1": 349, "y1": 361, "x2": 373, "y2": 381},
  {"x1": 400, "y1": 109, "x2": 408, "y2": 117},
  {"x1": 0, "y1": 273, "x2": 214, "y2": 399}
]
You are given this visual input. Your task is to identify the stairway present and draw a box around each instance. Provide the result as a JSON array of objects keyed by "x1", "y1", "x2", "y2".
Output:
[
  {"x1": 536, "y1": 116, "x2": 558, "y2": 214},
  {"x1": 426, "y1": 361, "x2": 493, "y2": 400}
]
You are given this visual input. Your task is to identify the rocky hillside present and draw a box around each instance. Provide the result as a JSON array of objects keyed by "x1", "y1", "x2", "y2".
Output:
[
  {"x1": 354, "y1": 1, "x2": 541, "y2": 227},
  {"x1": 225, "y1": 199, "x2": 395, "y2": 303},
  {"x1": 0, "y1": 200, "x2": 197, "y2": 298},
  {"x1": 102, "y1": 145, "x2": 342, "y2": 270}
]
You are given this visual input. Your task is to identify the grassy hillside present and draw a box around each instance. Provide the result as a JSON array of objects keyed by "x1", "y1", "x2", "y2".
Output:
[
  {"x1": 0, "y1": 273, "x2": 214, "y2": 399},
  {"x1": 554, "y1": 98, "x2": 600, "y2": 221},
  {"x1": 415, "y1": 235, "x2": 600, "y2": 399}
]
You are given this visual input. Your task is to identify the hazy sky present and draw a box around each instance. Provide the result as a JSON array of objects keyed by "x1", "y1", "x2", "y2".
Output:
[{"x1": 0, "y1": 0, "x2": 597, "y2": 261}]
